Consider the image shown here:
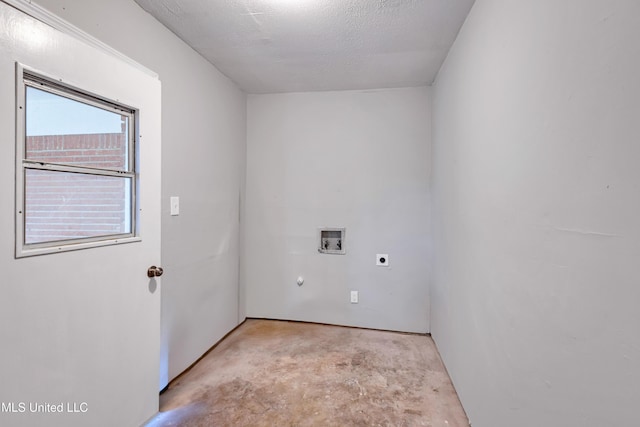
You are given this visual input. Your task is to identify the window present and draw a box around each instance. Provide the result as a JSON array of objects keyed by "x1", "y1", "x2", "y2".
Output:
[{"x1": 16, "y1": 66, "x2": 139, "y2": 257}]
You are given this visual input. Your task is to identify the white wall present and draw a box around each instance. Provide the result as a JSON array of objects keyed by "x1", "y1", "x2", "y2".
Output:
[
  {"x1": 431, "y1": 1, "x2": 640, "y2": 426},
  {"x1": 33, "y1": 0, "x2": 247, "y2": 385},
  {"x1": 244, "y1": 88, "x2": 431, "y2": 333}
]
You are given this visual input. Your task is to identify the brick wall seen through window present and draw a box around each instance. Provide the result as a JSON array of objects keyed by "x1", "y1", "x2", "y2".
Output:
[{"x1": 24, "y1": 131, "x2": 129, "y2": 244}]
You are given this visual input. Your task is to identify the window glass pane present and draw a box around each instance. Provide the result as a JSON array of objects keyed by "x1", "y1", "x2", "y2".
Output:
[
  {"x1": 26, "y1": 86, "x2": 130, "y2": 171},
  {"x1": 25, "y1": 169, "x2": 132, "y2": 245}
]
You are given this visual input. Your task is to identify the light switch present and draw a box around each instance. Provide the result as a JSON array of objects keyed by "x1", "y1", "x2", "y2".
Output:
[{"x1": 170, "y1": 197, "x2": 179, "y2": 216}]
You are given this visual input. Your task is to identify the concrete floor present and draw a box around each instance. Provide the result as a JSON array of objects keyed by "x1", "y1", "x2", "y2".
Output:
[{"x1": 145, "y1": 319, "x2": 469, "y2": 427}]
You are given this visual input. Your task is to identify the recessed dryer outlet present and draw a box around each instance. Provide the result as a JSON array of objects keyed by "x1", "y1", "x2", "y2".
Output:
[
  {"x1": 318, "y1": 228, "x2": 346, "y2": 254},
  {"x1": 376, "y1": 254, "x2": 389, "y2": 266}
]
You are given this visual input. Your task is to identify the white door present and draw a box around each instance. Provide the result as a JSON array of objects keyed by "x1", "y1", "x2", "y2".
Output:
[{"x1": 0, "y1": 3, "x2": 161, "y2": 427}]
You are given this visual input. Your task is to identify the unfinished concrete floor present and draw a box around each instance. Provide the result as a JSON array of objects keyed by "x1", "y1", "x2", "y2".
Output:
[{"x1": 145, "y1": 319, "x2": 469, "y2": 427}]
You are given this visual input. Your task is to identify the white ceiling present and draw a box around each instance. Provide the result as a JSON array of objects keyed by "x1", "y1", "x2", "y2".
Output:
[{"x1": 133, "y1": 0, "x2": 475, "y2": 94}]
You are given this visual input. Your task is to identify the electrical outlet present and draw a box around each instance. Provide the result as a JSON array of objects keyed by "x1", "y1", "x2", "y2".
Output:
[
  {"x1": 376, "y1": 254, "x2": 389, "y2": 266},
  {"x1": 350, "y1": 291, "x2": 358, "y2": 304}
]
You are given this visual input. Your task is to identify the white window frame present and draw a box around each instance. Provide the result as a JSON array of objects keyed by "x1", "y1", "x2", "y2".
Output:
[{"x1": 15, "y1": 64, "x2": 141, "y2": 258}]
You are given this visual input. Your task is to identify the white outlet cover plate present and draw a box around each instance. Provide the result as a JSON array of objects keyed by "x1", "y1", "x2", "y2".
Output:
[
  {"x1": 350, "y1": 290, "x2": 358, "y2": 303},
  {"x1": 376, "y1": 254, "x2": 389, "y2": 266}
]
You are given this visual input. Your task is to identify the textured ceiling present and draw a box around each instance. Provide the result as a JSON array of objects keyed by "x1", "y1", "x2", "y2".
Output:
[{"x1": 133, "y1": 0, "x2": 475, "y2": 93}]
